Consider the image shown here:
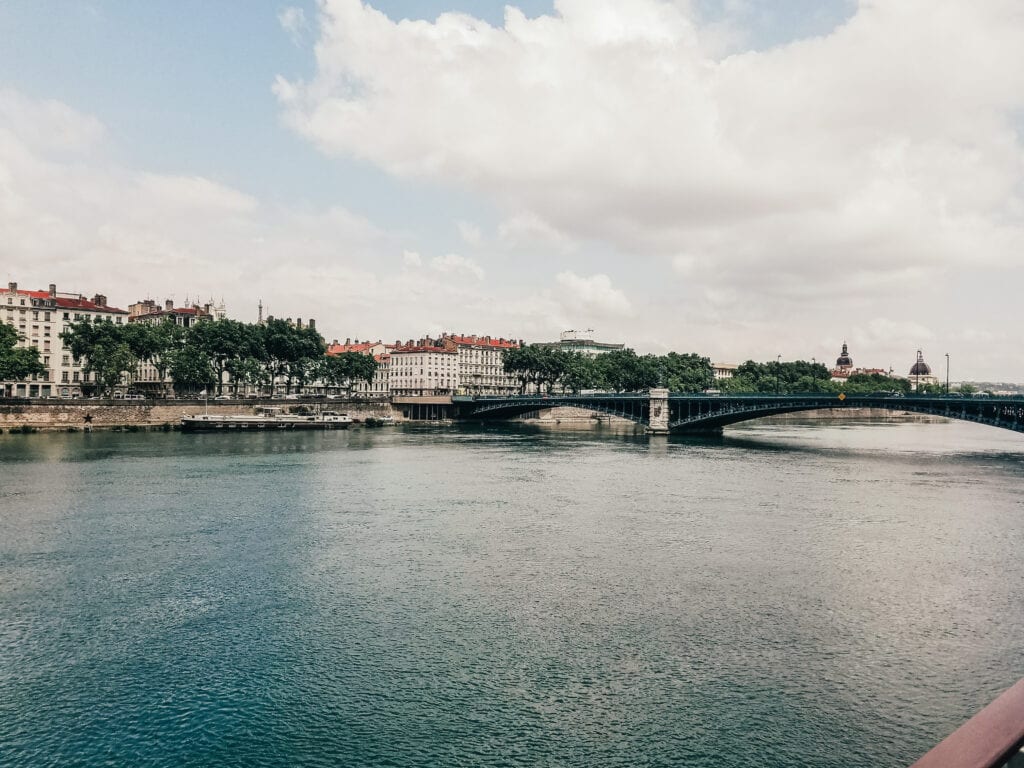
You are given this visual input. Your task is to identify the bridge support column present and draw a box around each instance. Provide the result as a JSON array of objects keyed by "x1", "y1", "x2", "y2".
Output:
[{"x1": 647, "y1": 388, "x2": 669, "y2": 434}]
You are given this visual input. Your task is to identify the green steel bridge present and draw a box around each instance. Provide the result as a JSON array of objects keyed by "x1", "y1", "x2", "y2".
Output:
[{"x1": 453, "y1": 392, "x2": 1024, "y2": 435}]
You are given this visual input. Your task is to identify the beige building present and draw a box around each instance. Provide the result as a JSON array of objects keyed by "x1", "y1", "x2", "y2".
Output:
[
  {"x1": 442, "y1": 334, "x2": 520, "y2": 395},
  {"x1": 389, "y1": 339, "x2": 459, "y2": 397},
  {"x1": 1, "y1": 282, "x2": 128, "y2": 398}
]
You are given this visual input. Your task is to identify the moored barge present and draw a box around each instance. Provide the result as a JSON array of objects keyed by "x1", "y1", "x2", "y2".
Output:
[{"x1": 181, "y1": 410, "x2": 352, "y2": 432}]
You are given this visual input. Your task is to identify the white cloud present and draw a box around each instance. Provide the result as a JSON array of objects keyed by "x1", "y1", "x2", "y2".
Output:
[
  {"x1": 497, "y1": 211, "x2": 577, "y2": 253},
  {"x1": 0, "y1": 90, "x2": 522, "y2": 340},
  {"x1": 457, "y1": 220, "x2": 482, "y2": 247},
  {"x1": 555, "y1": 271, "x2": 633, "y2": 317},
  {"x1": 430, "y1": 253, "x2": 485, "y2": 280},
  {"x1": 270, "y1": 0, "x2": 1024, "y2": 378},
  {"x1": 278, "y1": 7, "x2": 308, "y2": 46}
]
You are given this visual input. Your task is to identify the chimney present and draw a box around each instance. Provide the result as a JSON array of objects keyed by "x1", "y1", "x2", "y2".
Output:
[
  {"x1": 165, "y1": 299, "x2": 174, "y2": 310},
  {"x1": 332, "y1": 339, "x2": 339, "y2": 346},
  {"x1": 296, "y1": 318, "x2": 303, "y2": 329},
  {"x1": 8, "y1": 282, "x2": 16, "y2": 292},
  {"x1": 48, "y1": 284, "x2": 56, "y2": 298},
  {"x1": 345, "y1": 338, "x2": 351, "y2": 345},
  {"x1": 92, "y1": 294, "x2": 107, "y2": 307},
  {"x1": 309, "y1": 319, "x2": 315, "y2": 330},
  {"x1": 203, "y1": 303, "x2": 211, "y2": 314}
]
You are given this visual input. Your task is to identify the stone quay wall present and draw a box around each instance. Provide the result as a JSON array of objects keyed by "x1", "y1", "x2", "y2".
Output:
[{"x1": 0, "y1": 400, "x2": 400, "y2": 432}]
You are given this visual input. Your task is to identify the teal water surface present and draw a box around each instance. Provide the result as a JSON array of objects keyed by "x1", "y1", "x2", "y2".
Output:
[{"x1": 2, "y1": 420, "x2": 1023, "y2": 766}]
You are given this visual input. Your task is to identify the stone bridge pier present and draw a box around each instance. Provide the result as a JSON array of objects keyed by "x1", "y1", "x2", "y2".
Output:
[{"x1": 647, "y1": 388, "x2": 669, "y2": 434}]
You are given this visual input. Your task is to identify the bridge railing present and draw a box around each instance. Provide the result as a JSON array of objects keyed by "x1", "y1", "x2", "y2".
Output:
[{"x1": 910, "y1": 678, "x2": 1024, "y2": 767}]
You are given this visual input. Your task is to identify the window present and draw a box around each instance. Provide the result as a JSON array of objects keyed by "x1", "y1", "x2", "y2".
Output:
[{"x1": 62, "y1": 372, "x2": 69, "y2": 383}]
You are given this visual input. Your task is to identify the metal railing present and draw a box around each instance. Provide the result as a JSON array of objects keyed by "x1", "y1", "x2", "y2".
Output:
[{"x1": 911, "y1": 679, "x2": 1024, "y2": 767}]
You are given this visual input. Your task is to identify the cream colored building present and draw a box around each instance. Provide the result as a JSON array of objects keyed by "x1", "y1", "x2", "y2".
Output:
[
  {"x1": 389, "y1": 339, "x2": 459, "y2": 396},
  {"x1": 443, "y1": 334, "x2": 520, "y2": 395},
  {"x1": 1, "y1": 282, "x2": 128, "y2": 398}
]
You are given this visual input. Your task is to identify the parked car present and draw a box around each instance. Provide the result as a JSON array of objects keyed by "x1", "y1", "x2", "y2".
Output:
[{"x1": 213, "y1": 395, "x2": 232, "y2": 401}]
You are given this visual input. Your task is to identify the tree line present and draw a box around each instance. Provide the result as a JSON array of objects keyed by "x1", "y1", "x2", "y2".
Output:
[
  {"x1": 502, "y1": 345, "x2": 715, "y2": 393},
  {"x1": 717, "y1": 360, "x2": 977, "y2": 395},
  {"x1": 59, "y1": 318, "x2": 377, "y2": 397}
]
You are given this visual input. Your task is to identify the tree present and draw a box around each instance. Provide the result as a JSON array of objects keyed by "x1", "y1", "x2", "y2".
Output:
[
  {"x1": 190, "y1": 319, "x2": 252, "y2": 395},
  {"x1": 168, "y1": 342, "x2": 216, "y2": 396},
  {"x1": 659, "y1": 352, "x2": 714, "y2": 392},
  {"x1": 60, "y1": 320, "x2": 139, "y2": 396},
  {"x1": 319, "y1": 352, "x2": 378, "y2": 395},
  {"x1": 260, "y1": 319, "x2": 326, "y2": 394},
  {"x1": 559, "y1": 353, "x2": 598, "y2": 394},
  {"x1": 0, "y1": 324, "x2": 45, "y2": 384}
]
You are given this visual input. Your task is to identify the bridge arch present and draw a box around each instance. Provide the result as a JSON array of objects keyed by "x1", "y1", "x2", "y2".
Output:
[{"x1": 456, "y1": 394, "x2": 1024, "y2": 435}]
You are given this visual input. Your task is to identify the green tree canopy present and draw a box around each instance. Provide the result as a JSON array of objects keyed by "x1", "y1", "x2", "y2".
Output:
[{"x1": 0, "y1": 324, "x2": 45, "y2": 383}]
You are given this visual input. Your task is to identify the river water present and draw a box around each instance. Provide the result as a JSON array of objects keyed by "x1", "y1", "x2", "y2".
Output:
[{"x1": 2, "y1": 419, "x2": 1023, "y2": 767}]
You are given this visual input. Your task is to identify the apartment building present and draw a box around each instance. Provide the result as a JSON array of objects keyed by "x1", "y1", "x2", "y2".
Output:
[
  {"x1": 441, "y1": 334, "x2": 520, "y2": 395},
  {"x1": 389, "y1": 339, "x2": 459, "y2": 397},
  {"x1": 1, "y1": 282, "x2": 128, "y2": 398}
]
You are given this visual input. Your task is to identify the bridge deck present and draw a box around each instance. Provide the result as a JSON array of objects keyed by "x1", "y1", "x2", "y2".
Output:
[{"x1": 455, "y1": 394, "x2": 1024, "y2": 434}]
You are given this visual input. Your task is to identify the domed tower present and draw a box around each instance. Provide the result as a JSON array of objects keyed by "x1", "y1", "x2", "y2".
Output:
[
  {"x1": 835, "y1": 342, "x2": 853, "y2": 370},
  {"x1": 909, "y1": 349, "x2": 935, "y2": 391},
  {"x1": 909, "y1": 349, "x2": 931, "y2": 377}
]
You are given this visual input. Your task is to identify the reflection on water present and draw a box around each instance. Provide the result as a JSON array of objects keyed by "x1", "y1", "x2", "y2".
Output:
[{"x1": 1, "y1": 420, "x2": 1023, "y2": 767}]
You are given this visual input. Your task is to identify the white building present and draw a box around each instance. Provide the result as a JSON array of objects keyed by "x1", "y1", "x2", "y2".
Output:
[
  {"x1": 1, "y1": 282, "x2": 128, "y2": 398},
  {"x1": 389, "y1": 339, "x2": 459, "y2": 397},
  {"x1": 711, "y1": 362, "x2": 737, "y2": 380},
  {"x1": 442, "y1": 334, "x2": 520, "y2": 395},
  {"x1": 536, "y1": 329, "x2": 624, "y2": 358}
]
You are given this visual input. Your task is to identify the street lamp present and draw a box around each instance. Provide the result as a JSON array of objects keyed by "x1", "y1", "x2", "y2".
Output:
[
  {"x1": 945, "y1": 353, "x2": 950, "y2": 395},
  {"x1": 776, "y1": 354, "x2": 782, "y2": 394}
]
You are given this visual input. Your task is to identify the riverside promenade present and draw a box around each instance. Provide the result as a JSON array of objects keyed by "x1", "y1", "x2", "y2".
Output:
[{"x1": 0, "y1": 398, "x2": 398, "y2": 432}]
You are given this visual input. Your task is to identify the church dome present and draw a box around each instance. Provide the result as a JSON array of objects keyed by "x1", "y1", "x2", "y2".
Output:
[
  {"x1": 835, "y1": 342, "x2": 853, "y2": 368},
  {"x1": 909, "y1": 350, "x2": 931, "y2": 376}
]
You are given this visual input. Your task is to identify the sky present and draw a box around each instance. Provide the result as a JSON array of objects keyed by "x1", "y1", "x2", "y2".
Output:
[{"x1": 2, "y1": 0, "x2": 1023, "y2": 381}]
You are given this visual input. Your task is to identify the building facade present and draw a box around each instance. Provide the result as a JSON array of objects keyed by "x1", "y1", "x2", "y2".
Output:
[
  {"x1": 1, "y1": 282, "x2": 128, "y2": 398},
  {"x1": 442, "y1": 334, "x2": 520, "y2": 395},
  {"x1": 389, "y1": 339, "x2": 459, "y2": 397},
  {"x1": 535, "y1": 329, "x2": 624, "y2": 358}
]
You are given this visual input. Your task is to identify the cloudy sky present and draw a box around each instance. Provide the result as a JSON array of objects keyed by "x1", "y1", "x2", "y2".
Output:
[{"x1": 2, "y1": 1, "x2": 1023, "y2": 380}]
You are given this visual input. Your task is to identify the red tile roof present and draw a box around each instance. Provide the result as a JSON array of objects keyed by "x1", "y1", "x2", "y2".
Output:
[
  {"x1": 392, "y1": 344, "x2": 456, "y2": 354},
  {"x1": 445, "y1": 334, "x2": 519, "y2": 349},
  {"x1": 21, "y1": 290, "x2": 127, "y2": 314}
]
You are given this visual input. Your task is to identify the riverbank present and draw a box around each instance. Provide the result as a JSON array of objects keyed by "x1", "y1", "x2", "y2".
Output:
[{"x1": 0, "y1": 400, "x2": 399, "y2": 433}]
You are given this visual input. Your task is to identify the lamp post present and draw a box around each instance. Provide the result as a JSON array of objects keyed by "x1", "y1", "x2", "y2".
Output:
[
  {"x1": 776, "y1": 354, "x2": 782, "y2": 394},
  {"x1": 811, "y1": 357, "x2": 817, "y2": 391},
  {"x1": 945, "y1": 353, "x2": 950, "y2": 395}
]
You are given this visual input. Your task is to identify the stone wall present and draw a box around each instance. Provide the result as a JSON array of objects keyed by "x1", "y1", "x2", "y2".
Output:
[{"x1": 0, "y1": 400, "x2": 400, "y2": 432}]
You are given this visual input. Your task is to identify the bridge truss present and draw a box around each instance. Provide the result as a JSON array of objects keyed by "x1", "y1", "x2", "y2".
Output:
[{"x1": 456, "y1": 394, "x2": 1024, "y2": 434}]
